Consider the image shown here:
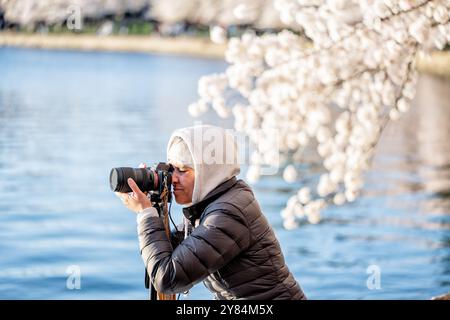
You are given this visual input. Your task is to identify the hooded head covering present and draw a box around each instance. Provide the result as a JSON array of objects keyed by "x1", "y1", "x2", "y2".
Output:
[
  {"x1": 167, "y1": 125, "x2": 240, "y2": 205},
  {"x1": 167, "y1": 136, "x2": 194, "y2": 169}
]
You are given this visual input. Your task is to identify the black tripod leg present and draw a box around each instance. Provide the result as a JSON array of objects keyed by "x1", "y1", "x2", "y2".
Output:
[
  {"x1": 145, "y1": 268, "x2": 158, "y2": 300},
  {"x1": 144, "y1": 203, "x2": 162, "y2": 300},
  {"x1": 150, "y1": 284, "x2": 158, "y2": 300}
]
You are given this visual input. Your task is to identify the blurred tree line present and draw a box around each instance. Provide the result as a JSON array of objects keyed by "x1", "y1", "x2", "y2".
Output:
[{"x1": 0, "y1": 0, "x2": 285, "y2": 36}]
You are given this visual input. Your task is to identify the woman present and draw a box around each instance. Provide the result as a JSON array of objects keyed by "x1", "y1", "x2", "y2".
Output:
[{"x1": 116, "y1": 125, "x2": 306, "y2": 300}]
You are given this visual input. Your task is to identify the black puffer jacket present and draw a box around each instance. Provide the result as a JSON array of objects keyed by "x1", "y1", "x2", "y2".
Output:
[{"x1": 138, "y1": 177, "x2": 306, "y2": 300}]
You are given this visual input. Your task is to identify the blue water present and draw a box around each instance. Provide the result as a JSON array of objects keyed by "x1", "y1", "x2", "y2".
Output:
[{"x1": 0, "y1": 47, "x2": 449, "y2": 299}]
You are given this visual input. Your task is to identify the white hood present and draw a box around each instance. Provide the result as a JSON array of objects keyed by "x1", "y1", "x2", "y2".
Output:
[{"x1": 167, "y1": 125, "x2": 240, "y2": 205}]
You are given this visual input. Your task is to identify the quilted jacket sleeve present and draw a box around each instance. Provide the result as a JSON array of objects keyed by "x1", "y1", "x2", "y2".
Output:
[{"x1": 137, "y1": 206, "x2": 251, "y2": 294}]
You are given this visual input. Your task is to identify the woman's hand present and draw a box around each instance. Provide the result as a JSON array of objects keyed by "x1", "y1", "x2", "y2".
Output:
[{"x1": 115, "y1": 163, "x2": 151, "y2": 214}]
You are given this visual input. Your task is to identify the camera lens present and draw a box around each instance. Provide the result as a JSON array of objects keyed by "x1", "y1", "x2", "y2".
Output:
[{"x1": 109, "y1": 167, "x2": 156, "y2": 193}]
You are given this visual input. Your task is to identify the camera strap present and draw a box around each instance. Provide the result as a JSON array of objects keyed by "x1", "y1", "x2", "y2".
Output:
[{"x1": 145, "y1": 175, "x2": 177, "y2": 301}]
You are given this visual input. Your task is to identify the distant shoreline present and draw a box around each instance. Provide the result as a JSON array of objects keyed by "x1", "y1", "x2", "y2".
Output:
[
  {"x1": 1, "y1": 32, "x2": 449, "y2": 77},
  {"x1": 416, "y1": 51, "x2": 450, "y2": 79},
  {"x1": 0, "y1": 32, "x2": 227, "y2": 59}
]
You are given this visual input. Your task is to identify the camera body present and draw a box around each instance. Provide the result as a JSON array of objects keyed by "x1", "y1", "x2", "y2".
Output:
[{"x1": 109, "y1": 162, "x2": 173, "y2": 203}]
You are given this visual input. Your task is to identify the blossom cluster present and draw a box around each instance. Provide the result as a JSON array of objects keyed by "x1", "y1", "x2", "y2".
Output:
[{"x1": 191, "y1": 0, "x2": 450, "y2": 229}]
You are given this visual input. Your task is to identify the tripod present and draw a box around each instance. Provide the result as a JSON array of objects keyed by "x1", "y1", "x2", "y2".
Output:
[{"x1": 143, "y1": 166, "x2": 176, "y2": 300}]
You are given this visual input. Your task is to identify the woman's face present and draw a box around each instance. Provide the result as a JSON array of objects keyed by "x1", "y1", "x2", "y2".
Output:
[{"x1": 171, "y1": 165, "x2": 195, "y2": 205}]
